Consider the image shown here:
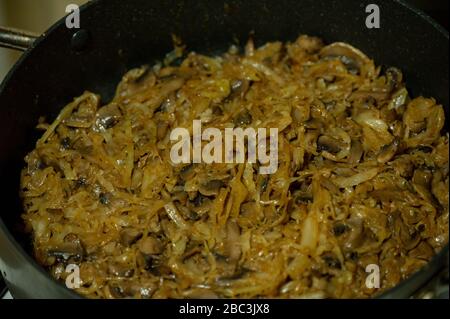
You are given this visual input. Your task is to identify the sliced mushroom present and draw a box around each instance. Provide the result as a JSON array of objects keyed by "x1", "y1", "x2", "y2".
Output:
[
  {"x1": 138, "y1": 279, "x2": 158, "y2": 299},
  {"x1": 350, "y1": 90, "x2": 391, "y2": 105},
  {"x1": 176, "y1": 200, "x2": 201, "y2": 221},
  {"x1": 99, "y1": 192, "x2": 111, "y2": 205},
  {"x1": 341, "y1": 217, "x2": 364, "y2": 252},
  {"x1": 94, "y1": 103, "x2": 122, "y2": 131},
  {"x1": 47, "y1": 241, "x2": 85, "y2": 263},
  {"x1": 395, "y1": 217, "x2": 420, "y2": 251},
  {"x1": 198, "y1": 179, "x2": 225, "y2": 196},
  {"x1": 292, "y1": 104, "x2": 311, "y2": 123},
  {"x1": 190, "y1": 192, "x2": 208, "y2": 207},
  {"x1": 60, "y1": 137, "x2": 71, "y2": 150},
  {"x1": 319, "y1": 42, "x2": 371, "y2": 75},
  {"x1": 63, "y1": 232, "x2": 80, "y2": 244},
  {"x1": 333, "y1": 223, "x2": 350, "y2": 236},
  {"x1": 294, "y1": 190, "x2": 313, "y2": 204},
  {"x1": 320, "y1": 177, "x2": 340, "y2": 194},
  {"x1": 164, "y1": 202, "x2": 189, "y2": 229},
  {"x1": 108, "y1": 284, "x2": 127, "y2": 298},
  {"x1": 321, "y1": 253, "x2": 342, "y2": 269},
  {"x1": 64, "y1": 93, "x2": 99, "y2": 128},
  {"x1": 388, "y1": 88, "x2": 409, "y2": 112},
  {"x1": 120, "y1": 65, "x2": 152, "y2": 86},
  {"x1": 240, "y1": 201, "x2": 258, "y2": 218},
  {"x1": 156, "y1": 121, "x2": 169, "y2": 140},
  {"x1": 108, "y1": 262, "x2": 134, "y2": 277},
  {"x1": 317, "y1": 129, "x2": 351, "y2": 161},
  {"x1": 409, "y1": 241, "x2": 434, "y2": 260},
  {"x1": 412, "y1": 169, "x2": 433, "y2": 187},
  {"x1": 370, "y1": 189, "x2": 404, "y2": 202},
  {"x1": 403, "y1": 97, "x2": 445, "y2": 148},
  {"x1": 412, "y1": 169, "x2": 434, "y2": 202},
  {"x1": 72, "y1": 135, "x2": 94, "y2": 155},
  {"x1": 225, "y1": 220, "x2": 241, "y2": 262},
  {"x1": 377, "y1": 139, "x2": 399, "y2": 163},
  {"x1": 155, "y1": 92, "x2": 177, "y2": 113},
  {"x1": 138, "y1": 236, "x2": 164, "y2": 255},
  {"x1": 233, "y1": 110, "x2": 252, "y2": 127},
  {"x1": 400, "y1": 206, "x2": 425, "y2": 226},
  {"x1": 120, "y1": 228, "x2": 143, "y2": 246},
  {"x1": 187, "y1": 193, "x2": 212, "y2": 217},
  {"x1": 115, "y1": 66, "x2": 156, "y2": 101},
  {"x1": 385, "y1": 67, "x2": 403, "y2": 92},
  {"x1": 380, "y1": 258, "x2": 402, "y2": 287},
  {"x1": 431, "y1": 171, "x2": 449, "y2": 209},
  {"x1": 317, "y1": 136, "x2": 340, "y2": 154},
  {"x1": 216, "y1": 267, "x2": 251, "y2": 287},
  {"x1": 144, "y1": 249, "x2": 174, "y2": 276},
  {"x1": 348, "y1": 140, "x2": 364, "y2": 164},
  {"x1": 183, "y1": 288, "x2": 219, "y2": 299},
  {"x1": 180, "y1": 164, "x2": 195, "y2": 181},
  {"x1": 230, "y1": 79, "x2": 250, "y2": 99}
]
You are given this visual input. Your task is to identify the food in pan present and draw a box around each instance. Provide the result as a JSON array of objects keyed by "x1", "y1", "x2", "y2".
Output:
[{"x1": 20, "y1": 35, "x2": 448, "y2": 298}]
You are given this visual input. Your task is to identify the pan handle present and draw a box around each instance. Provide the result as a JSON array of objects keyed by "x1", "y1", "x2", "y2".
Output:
[{"x1": 0, "y1": 26, "x2": 39, "y2": 51}]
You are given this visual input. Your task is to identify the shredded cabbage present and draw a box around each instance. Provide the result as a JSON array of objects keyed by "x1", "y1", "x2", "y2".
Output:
[{"x1": 21, "y1": 35, "x2": 448, "y2": 299}]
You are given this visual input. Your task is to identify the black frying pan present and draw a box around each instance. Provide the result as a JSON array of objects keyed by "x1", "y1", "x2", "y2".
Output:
[{"x1": 0, "y1": 0, "x2": 448, "y2": 299}]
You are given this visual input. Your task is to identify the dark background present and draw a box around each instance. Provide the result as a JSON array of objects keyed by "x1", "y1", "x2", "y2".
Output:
[{"x1": 406, "y1": 0, "x2": 449, "y2": 30}]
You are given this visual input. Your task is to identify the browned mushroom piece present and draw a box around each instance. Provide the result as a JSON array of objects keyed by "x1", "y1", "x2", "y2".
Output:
[
  {"x1": 138, "y1": 236, "x2": 164, "y2": 255},
  {"x1": 230, "y1": 79, "x2": 250, "y2": 99},
  {"x1": 409, "y1": 241, "x2": 434, "y2": 260},
  {"x1": 347, "y1": 140, "x2": 364, "y2": 164},
  {"x1": 239, "y1": 201, "x2": 261, "y2": 226},
  {"x1": 225, "y1": 219, "x2": 242, "y2": 263},
  {"x1": 385, "y1": 67, "x2": 403, "y2": 92},
  {"x1": 156, "y1": 121, "x2": 169, "y2": 140},
  {"x1": 198, "y1": 179, "x2": 226, "y2": 197},
  {"x1": 72, "y1": 135, "x2": 94, "y2": 155},
  {"x1": 394, "y1": 217, "x2": 421, "y2": 251},
  {"x1": 319, "y1": 42, "x2": 372, "y2": 75},
  {"x1": 317, "y1": 135, "x2": 341, "y2": 154},
  {"x1": 179, "y1": 164, "x2": 195, "y2": 181},
  {"x1": 120, "y1": 228, "x2": 143, "y2": 246},
  {"x1": 233, "y1": 110, "x2": 253, "y2": 127},
  {"x1": 108, "y1": 262, "x2": 135, "y2": 277},
  {"x1": 183, "y1": 288, "x2": 219, "y2": 299},
  {"x1": 47, "y1": 241, "x2": 85, "y2": 264},
  {"x1": 431, "y1": 171, "x2": 449, "y2": 209},
  {"x1": 187, "y1": 193, "x2": 212, "y2": 218},
  {"x1": 377, "y1": 139, "x2": 400, "y2": 163},
  {"x1": 64, "y1": 93, "x2": 99, "y2": 128},
  {"x1": 340, "y1": 217, "x2": 365, "y2": 252},
  {"x1": 94, "y1": 103, "x2": 122, "y2": 131},
  {"x1": 292, "y1": 104, "x2": 311, "y2": 123}
]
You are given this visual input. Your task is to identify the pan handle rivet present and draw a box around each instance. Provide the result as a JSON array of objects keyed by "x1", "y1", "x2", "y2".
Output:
[{"x1": 71, "y1": 29, "x2": 90, "y2": 52}]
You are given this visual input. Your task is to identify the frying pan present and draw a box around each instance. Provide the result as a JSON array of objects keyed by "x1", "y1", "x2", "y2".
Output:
[{"x1": 0, "y1": 0, "x2": 448, "y2": 299}]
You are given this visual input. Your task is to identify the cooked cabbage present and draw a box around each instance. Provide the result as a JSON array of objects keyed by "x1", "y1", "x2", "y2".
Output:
[{"x1": 21, "y1": 35, "x2": 448, "y2": 299}]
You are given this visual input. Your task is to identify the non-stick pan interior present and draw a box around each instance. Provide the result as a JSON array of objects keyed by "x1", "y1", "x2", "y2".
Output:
[{"x1": 0, "y1": 0, "x2": 448, "y2": 298}]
